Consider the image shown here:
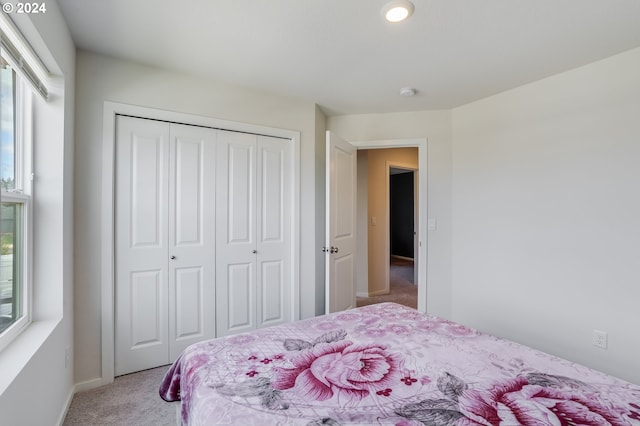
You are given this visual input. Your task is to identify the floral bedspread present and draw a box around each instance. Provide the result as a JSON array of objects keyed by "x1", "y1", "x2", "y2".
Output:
[{"x1": 159, "y1": 302, "x2": 640, "y2": 425}]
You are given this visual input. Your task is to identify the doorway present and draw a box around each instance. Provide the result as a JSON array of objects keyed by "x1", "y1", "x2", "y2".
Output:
[
  {"x1": 353, "y1": 146, "x2": 422, "y2": 310},
  {"x1": 389, "y1": 167, "x2": 417, "y2": 274},
  {"x1": 388, "y1": 167, "x2": 417, "y2": 307}
]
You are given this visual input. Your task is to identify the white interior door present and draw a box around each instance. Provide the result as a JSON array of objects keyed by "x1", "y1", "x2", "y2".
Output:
[
  {"x1": 325, "y1": 131, "x2": 357, "y2": 314},
  {"x1": 216, "y1": 132, "x2": 293, "y2": 336},
  {"x1": 256, "y1": 135, "x2": 292, "y2": 328},
  {"x1": 216, "y1": 130, "x2": 257, "y2": 336},
  {"x1": 115, "y1": 116, "x2": 170, "y2": 376},
  {"x1": 168, "y1": 124, "x2": 217, "y2": 361},
  {"x1": 113, "y1": 113, "x2": 297, "y2": 375},
  {"x1": 116, "y1": 117, "x2": 218, "y2": 374}
]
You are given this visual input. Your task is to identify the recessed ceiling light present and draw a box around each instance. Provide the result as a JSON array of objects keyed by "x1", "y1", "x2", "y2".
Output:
[{"x1": 381, "y1": 0, "x2": 415, "y2": 23}]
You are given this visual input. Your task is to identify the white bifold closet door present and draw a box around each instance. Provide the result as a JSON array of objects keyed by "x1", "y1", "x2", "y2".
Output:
[
  {"x1": 115, "y1": 116, "x2": 216, "y2": 376},
  {"x1": 215, "y1": 130, "x2": 292, "y2": 337}
]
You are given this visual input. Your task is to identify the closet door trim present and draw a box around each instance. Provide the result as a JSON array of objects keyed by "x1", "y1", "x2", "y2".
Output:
[{"x1": 99, "y1": 101, "x2": 300, "y2": 388}]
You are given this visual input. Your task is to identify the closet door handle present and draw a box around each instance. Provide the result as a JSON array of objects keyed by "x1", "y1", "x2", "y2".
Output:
[
  {"x1": 170, "y1": 255, "x2": 176, "y2": 260},
  {"x1": 252, "y1": 250, "x2": 257, "y2": 254}
]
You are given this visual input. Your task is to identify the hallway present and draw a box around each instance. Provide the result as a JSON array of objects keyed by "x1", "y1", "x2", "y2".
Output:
[{"x1": 356, "y1": 257, "x2": 417, "y2": 309}]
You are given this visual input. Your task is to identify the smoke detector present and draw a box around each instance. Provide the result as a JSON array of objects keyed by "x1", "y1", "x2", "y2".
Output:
[{"x1": 399, "y1": 87, "x2": 417, "y2": 97}]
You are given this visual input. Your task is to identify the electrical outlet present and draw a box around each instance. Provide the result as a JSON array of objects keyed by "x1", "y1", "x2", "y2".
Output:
[{"x1": 592, "y1": 330, "x2": 608, "y2": 349}]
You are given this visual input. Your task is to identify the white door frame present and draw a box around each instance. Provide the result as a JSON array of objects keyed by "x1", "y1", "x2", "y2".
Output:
[
  {"x1": 352, "y1": 138, "x2": 427, "y2": 313},
  {"x1": 99, "y1": 101, "x2": 301, "y2": 386}
]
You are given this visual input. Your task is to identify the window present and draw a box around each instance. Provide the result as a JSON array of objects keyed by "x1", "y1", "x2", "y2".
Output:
[{"x1": 0, "y1": 51, "x2": 32, "y2": 348}]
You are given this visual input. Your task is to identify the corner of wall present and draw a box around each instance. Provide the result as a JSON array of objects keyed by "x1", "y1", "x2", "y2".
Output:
[{"x1": 314, "y1": 105, "x2": 327, "y2": 316}]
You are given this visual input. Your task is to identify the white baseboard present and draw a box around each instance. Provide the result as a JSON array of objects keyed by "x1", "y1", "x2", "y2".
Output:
[
  {"x1": 74, "y1": 377, "x2": 105, "y2": 393},
  {"x1": 57, "y1": 377, "x2": 107, "y2": 425},
  {"x1": 358, "y1": 289, "x2": 390, "y2": 297},
  {"x1": 56, "y1": 387, "x2": 75, "y2": 426},
  {"x1": 368, "y1": 288, "x2": 390, "y2": 296}
]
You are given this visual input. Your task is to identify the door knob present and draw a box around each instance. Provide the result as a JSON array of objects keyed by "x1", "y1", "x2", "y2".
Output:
[
  {"x1": 330, "y1": 246, "x2": 339, "y2": 254},
  {"x1": 170, "y1": 255, "x2": 176, "y2": 260},
  {"x1": 252, "y1": 250, "x2": 257, "y2": 254}
]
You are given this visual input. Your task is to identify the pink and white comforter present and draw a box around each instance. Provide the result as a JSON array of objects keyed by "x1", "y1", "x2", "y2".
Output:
[{"x1": 160, "y1": 302, "x2": 640, "y2": 425}]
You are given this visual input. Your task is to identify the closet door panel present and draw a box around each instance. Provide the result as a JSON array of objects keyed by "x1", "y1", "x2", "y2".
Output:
[
  {"x1": 227, "y1": 143, "x2": 254, "y2": 244},
  {"x1": 129, "y1": 270, "x2": 164, "y2": 346},
  {"x1": 115, "y1": 116, "x2": 170, "y2": 376},
  {"x1": 174, "y1": 267, "x2": 203, "y2": 338},
  {"x1": 174, "y1": 141, "x2": 202, "y2": 244},
  {"x1": 168, "y1": 124, "x2": 217, "y2": 360},
  {"x1": 261, "y1": 260, "x2": 283, "y2": 324},
  {"x1": 261, "y1": 148, "x2": 284, "y2": 242},
  {"x1": 216, "y1": 131, "x2": 257, "y2": 336},
  {"x1": 130, "y1": 139, "x2": 163, "y2": 246},
  {"x1": 226, "y1": 262, "x2": 255, "y2": 330},
  {"x1": 256, "y1": 136, "x2": 291, "y2": 328}
]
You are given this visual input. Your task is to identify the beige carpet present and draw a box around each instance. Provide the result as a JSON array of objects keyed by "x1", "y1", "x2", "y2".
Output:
[
  {"x1": 63, "y1": 365, "x2": 177, "y2": 426},
  {"x1": 357, "y1": 257, "x2": 417, "y2": 309}
]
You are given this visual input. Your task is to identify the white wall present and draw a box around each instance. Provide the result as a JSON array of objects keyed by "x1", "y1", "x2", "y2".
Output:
[
  {"x1": 451, "y1": 47, "x2": 640, "y2": 385},
  {"x1": 327, "y1": 111, "x2": 452, "y2": 318},
  {"x1": 73, "y1": 51, "x2": 322, "y2": 387},
  {"x1": 0, "y1": 2, "x2": 76, "y2": 424}
]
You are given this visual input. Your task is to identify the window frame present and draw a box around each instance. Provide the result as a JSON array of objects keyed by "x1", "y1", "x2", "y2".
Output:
[{"x1": 0, "y1": 52, "x2": 34, "y2": 352}]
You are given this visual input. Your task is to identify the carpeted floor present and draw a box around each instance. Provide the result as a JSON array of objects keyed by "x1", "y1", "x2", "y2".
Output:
[
  {"x1": 356, "y1": 257, "x2": 417, "y2": 309},
  {"x1": 63, "y1": 365, "x2": 177, "y2": 426}
]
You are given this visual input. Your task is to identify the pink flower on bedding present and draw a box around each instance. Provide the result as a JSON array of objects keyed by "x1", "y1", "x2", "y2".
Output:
[
  {"x1": 387, "y1": 324, "x2": 411, "y2": 335},
  {"x1": 458, "y1": 376, "x2": 632, "y2": 425},
  {"x1": 315, "y1": 321, "x2": 339, "y2": 331},
  {"x1": 228, "y1": 333, "x2": 257, "y2": 345},
  {"x1": 272, "y1": 340, "x2": 400, "y2": 401},
  {"x1": 335, "y1": 312, "x2": 360, "y2": 322},
  {"x1": 363, "y1": 328, "x2": 387, "y2": 338},
  {"x1": 443, "y1": 322, "x2": 476, "y2": 337}
]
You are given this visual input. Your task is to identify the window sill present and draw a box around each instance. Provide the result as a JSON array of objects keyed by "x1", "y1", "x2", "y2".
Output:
[{"x1": 0, "y1": 318, "x2": 60, "y2": 394}]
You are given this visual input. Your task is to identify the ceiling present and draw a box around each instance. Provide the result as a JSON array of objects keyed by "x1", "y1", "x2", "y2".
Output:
[{"x1": 57, "y1": 0, "x2": 640, "y2": 116}]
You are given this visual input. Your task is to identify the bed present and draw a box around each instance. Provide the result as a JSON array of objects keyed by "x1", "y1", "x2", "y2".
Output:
[{"x1": 159, "y1": 302, "x2": 640, "y2": 425}]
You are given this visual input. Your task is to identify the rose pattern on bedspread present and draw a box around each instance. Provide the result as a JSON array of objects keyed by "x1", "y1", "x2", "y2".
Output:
[
  {"x1": 159, "y1": 303, "x2": 640, "y2": 425},
  {"x1": 396, "y1": 372, "x2": 640, "y2": 425},
  {"x1": 211, "y1": 328, "x2": 423, "y2": 423},
  {"x1": 271, "y1": 339, "x2": 401, "y2": 402}
]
